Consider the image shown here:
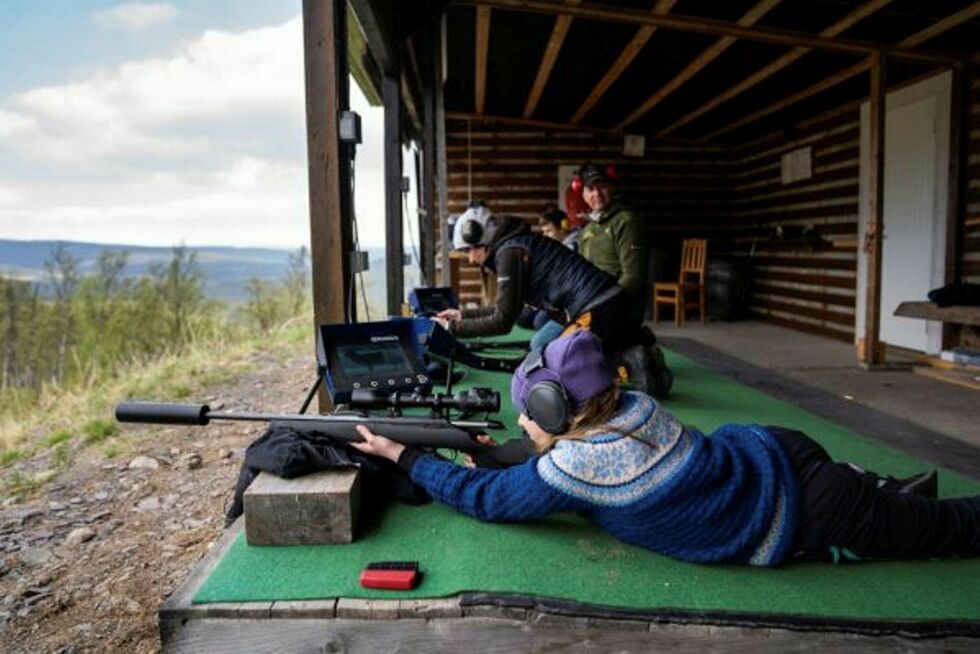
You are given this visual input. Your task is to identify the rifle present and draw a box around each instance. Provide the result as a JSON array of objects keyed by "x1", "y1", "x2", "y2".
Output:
[{"x1": 115, "y1": 387, "x2": 503, "y2": 452}]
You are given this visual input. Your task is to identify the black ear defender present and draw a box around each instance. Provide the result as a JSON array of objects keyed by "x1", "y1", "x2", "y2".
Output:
[
  {"x1": 461, "y1": 199, "x2": 488, "y2": 245},
  {"x1": 526, "y1": 381, "x2": 571, "y2": 434},
  {"x1": 519, "y1": 349, "x2": 572, "y2": 434},
  {"x1": 461, "y1": 218, "x2": 484, "y2": 245}
]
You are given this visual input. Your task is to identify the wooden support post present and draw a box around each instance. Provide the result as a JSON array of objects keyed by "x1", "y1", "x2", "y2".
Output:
[
  {"x1": 420, "y1": 25, "x2": 438, "y2": 287},
  {"x1": 943, "y1": 64, "x2": 968, "y2": 348},
  {"x1": 862, "y1": 51, "x2": 886, "y2": 367},
  {"x1": 303, "y1": 0, "x2": 353, "y2": 410},
  {"x1": 384, "y1": 71, "x2": 404, "y2": 317},
  {"x1": 436, "y1": 17, "x2": 451, "y2": 286}
]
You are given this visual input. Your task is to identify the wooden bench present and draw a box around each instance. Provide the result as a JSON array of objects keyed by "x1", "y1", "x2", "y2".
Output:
[
  {"x1": 893, "y1": 301, "x2": 980, "y2": 390},
  {"x1": 893, "y1": 301, "x2": 980, "y2": 327}
]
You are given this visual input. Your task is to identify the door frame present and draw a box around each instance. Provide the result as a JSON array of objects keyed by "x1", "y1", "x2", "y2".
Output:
[{"x1": 855, "y1": 71, "x2": 951, "y2": 355}]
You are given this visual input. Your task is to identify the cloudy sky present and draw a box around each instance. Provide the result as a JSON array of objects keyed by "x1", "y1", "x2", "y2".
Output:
[{"x1": 0, "y1": 0, "x2": 395, "y2": 249}]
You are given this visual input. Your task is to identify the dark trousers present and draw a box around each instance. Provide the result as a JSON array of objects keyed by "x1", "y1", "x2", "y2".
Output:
[
  {"x1": 573, "y1": 291, "x2": 643, "y2": 353},
  {"x1": 769, "y1": 427, "x2": 980, "y2": 562}
]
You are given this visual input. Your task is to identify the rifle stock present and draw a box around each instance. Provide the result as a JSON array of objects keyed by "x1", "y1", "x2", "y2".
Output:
[{"x1": 115, "y1": 402, "x2": 501, "y2": 451}]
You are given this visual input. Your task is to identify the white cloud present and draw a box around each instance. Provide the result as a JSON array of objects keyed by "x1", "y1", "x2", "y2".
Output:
[
  {"x1": 0, "y1": 108, "x2": 35, "y2": 138},
  {"x1": 0, "y1": 157, "x2": 308, "y2": 248},
  {"x1": 0, "y1": 184, "x2": 25, "y2": 206},
  {"x1": 3, "y1": 18, "x2": 304, "y2": 166},
  {"x1": 0, "y1": 15, "x2": 394, "y2": 250},
  {"x1": 93, "y1": 3, "x2": 179, "y2": 32}
]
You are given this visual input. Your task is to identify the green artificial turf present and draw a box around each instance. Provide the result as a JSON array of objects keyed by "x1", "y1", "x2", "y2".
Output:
[{"x1": 194, "y1": 340, "x2": 980, "y2": 622}]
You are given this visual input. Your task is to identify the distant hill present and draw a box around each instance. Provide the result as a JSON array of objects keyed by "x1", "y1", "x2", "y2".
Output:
[{"x1": 0, "y1": 239, "x2": 418, "y2": 307}]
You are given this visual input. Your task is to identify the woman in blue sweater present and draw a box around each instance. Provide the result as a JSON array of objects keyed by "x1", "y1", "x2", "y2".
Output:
[{"x1": 352, "y1": 331, "x2": 980, "y2": 566}]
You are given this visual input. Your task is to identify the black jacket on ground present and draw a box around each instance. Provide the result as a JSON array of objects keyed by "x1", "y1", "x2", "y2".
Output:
[{"x1": 225, "y1": 425, "x2": 431, "y2": 526}]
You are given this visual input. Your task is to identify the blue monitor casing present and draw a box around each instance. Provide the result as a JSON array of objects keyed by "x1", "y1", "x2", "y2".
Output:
[
  {"x1": 316, "y1": 318, "x2": 432, "y2": 403},
  {"x1": 407, "y1": 286, "x2": 459, "y2": 316}
]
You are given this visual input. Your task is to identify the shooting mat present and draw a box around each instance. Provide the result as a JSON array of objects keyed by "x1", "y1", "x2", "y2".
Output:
[{"x1": 192, "y1": 332, "x2": 980, "y2": 634}]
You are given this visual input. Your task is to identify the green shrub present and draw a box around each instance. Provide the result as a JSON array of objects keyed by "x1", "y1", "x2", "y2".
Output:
[
  {"x1": 83, "y1": 419, "x2": 118, "y2": 444},
  {"x1": 0, "y1": 449, "x2": 24, "y2": 467},
  {"x1": 52, "y1": 442, "x2": 72, "y2": 469},
  {"x1": 170, "y1": 384, "x2": 193, "y2": 398},
  {"x1": 42, "y1": 429, "x2": 73, "y2": 448},
  {"x1": 1, "y1": 469, "x2": 52, "y2": 495}
]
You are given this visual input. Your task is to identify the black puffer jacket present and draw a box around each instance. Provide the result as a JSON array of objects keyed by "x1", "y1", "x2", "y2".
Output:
[{"x1": 454, "y1": 216, "x2": 619, "y2": 338}]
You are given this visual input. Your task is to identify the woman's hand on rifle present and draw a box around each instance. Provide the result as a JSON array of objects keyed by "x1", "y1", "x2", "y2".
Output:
[
  {"x1": 352, "y1": 425, "x2": 405, "y2": 462},
  {"x1": 463, "y1": 434, "x2": 497, "y2": 468}
]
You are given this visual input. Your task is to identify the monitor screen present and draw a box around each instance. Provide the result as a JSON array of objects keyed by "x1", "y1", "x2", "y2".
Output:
[{"x1": 334, "y1": 341, "x2": 413, "y2": 377}]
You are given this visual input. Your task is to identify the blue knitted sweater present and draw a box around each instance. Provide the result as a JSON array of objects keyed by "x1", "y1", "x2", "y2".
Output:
[{"x1": 404, "y1": 392, "x2": 801, "y2": 566}]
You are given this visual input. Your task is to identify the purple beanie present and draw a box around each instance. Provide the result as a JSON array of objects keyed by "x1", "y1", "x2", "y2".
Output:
[{"x1": 511, "y1": 331, "x2": 615, "y2": 416}]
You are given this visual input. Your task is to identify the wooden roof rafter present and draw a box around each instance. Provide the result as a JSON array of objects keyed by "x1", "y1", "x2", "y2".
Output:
[
  {"x1": 523, "y1": 0, "x2": 582, "y2": 119},
  {"x1": 652, "y1": 0, "x2": 892, "y2": 136},
  {"x1": 475, "y1": 5, "x2": 492, "y2": 114},
  {"x1": 614, "y1": 0, "x2": 782, "y2": 131},
  {"x1": 568, "y1": 0, "x2": 678, "y2": 125},
  {"x1": 702, "y1": 3, "x2": 980, "y2": 141},
  {"x1": 457, "y1": 0, "x2": 966, "y2": 66},
  {"x1": 654, "y1": 0, "x2": 894, "y2": 137}
]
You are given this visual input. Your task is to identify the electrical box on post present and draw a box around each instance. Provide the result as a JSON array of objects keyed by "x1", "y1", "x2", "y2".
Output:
[{"x1": 339, "y1": 111, "x2": 362, "y2": 144}]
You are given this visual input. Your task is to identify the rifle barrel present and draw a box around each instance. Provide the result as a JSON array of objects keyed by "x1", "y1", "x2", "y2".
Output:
[{"x1": 115, "y1": 402, "x2": 502, "y2": 451}]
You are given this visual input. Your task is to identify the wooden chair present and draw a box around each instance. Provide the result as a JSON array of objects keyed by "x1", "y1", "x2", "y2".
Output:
[{"x1": 653, "y1": 239, "x2": 707, "y2": 327}]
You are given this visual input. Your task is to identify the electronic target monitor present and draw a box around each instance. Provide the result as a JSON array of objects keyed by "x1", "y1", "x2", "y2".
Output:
[
  {"x1": 407, "y1": 286, "x2": 459, "y2": 316},
  {"x1": 316, "y1": 319, "x2": 431, "y2": 403}
]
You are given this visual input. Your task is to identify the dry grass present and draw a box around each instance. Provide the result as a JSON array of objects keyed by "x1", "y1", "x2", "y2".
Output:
[{"x1": 0, "y1": 317, "x2": 311, "y2": 487}]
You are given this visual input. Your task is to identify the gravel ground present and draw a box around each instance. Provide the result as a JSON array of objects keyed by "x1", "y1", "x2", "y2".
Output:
[{"x1": 0, "y1": 348, "x2": 311, "y2": 654}]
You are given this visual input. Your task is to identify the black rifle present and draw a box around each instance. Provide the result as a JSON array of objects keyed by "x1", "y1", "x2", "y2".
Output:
[{"x1": 115, "y1": 387, "x2": 503, "y2": 452}]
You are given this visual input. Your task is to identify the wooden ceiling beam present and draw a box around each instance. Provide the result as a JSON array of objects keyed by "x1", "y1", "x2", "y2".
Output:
[
  {"x1": 401, "y1": 73, "x2": 424, "y2": 135},
  {"x1": 446, "y1": 109, "x2": 713, "y2": 146},
  {"x1": 449, "y1": 110, "x2": 615, "y2": 135},
  {"x1": 457, "y1": 0, "x2": 964, "y2": 66},
  {"x1": 614, "y1": 0, "x2": 781, "y2": 131},
  {"x1": 701, "y1": 4, "x2": 980, "y2": 141},
  {"x1": 475, "y1": 5, "x2": 491, "y2": 115},
  {"x1": 348, "y1": 0, "x2": 399, "y2": 74},
  {"x1": 523, "y1": 0, "x2": 581, "y2": 119},
  {"x1": 900, "y1": 2, "x2": 980, "y2": 48},
  {"x1": 701, "y1": 59, "x2": 870, "y2": 141},
  {"x1": 656, "y1": 0, "x2": 893, "y2": 137},
  {"x1": 568, "y1": 0, "x2": 678, "y2": 125}
]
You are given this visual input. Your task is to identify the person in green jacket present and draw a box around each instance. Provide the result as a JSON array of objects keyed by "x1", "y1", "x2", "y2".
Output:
[
  {"x1": 577, "y1": 163, "x2": 649, "y2": 327},
  {"x1": 576, "y1": 163, "x2": 671, "y2": 398}
]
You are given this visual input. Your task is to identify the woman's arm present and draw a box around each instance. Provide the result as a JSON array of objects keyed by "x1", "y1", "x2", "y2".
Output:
[
  {"x1": 452, "y1": 248, "x2": 528, "y2": 338},
  {"x1": 352, "y1": 426, "x2": 577, "y2": 523}
]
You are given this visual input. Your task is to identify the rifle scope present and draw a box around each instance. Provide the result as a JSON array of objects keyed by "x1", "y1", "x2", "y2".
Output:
[{"x1": 349, "y1": 387, "x2": 500, "y2": 413}]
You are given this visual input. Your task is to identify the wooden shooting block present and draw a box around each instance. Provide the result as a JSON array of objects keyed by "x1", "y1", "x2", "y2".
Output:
[{"x1": 243, "y1": 469, "x2": 361, "y2": 545}]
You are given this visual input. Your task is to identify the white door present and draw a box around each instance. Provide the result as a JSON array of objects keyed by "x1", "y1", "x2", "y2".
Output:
[{"x1": 857, "y1": 72, "x2": 949, "y2": 354}]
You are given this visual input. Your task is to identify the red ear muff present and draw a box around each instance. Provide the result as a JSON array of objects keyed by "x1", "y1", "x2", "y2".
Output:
[
  {"x1": 570, "y1": 176, "x2": 583, "y2": 194},
  {"x1": 605, "y1": 164, "x2": 618, "y2": 180}
]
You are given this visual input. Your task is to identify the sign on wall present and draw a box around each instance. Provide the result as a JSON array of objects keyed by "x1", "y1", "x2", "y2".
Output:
[{"x1": 781, "y1": 146, "x2": 812, "y2": 184}]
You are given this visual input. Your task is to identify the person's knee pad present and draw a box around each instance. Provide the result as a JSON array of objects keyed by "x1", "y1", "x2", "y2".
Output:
[{"x1": 616, "y1": 344, "x2": 672, "y2": 399}]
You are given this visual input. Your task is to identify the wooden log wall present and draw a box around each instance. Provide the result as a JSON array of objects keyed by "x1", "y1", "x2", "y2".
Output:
[
  {"x1": 440, "y1": 79, "x2": 976, "y2": 344},
  {"x1": 966, "y1": 69, "x2": 980, "y2": 284},
  {"x1": 443, "y1": 118, "x2": 732, "y2": 306},
  {"x1": 727, "y1": 108, "x2": 861, "y2": 342}
]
